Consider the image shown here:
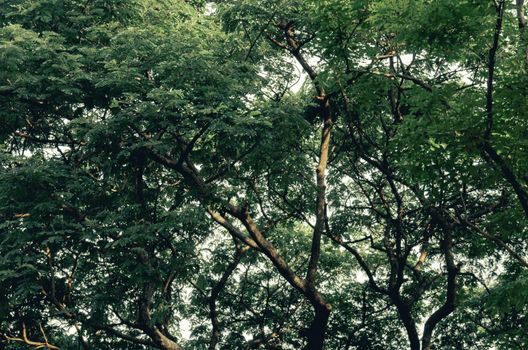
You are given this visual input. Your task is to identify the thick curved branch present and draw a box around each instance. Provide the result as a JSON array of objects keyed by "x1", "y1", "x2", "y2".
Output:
[
  {"x1": 3, "y1": 322, "x2": 60, "y2": 350},
  {"x1": 421, "y1": 230, "x2": 459, "y2": 350},
  {"x1": 207, "y1": 209, "x2": 260, "y2": 250}
]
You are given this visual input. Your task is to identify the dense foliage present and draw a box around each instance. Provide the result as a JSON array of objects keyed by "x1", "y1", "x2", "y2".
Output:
[{"x1": 1, "y1": 0, "x2": 527, "y2": 349}]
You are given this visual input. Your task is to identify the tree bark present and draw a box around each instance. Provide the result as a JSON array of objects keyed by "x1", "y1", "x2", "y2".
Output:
[
  {"x1": 390, "y1": 294, "x2": 420, "y2": 350},
  {"x1": 304, "y1": 303, "x2": 332, "y2": 350},
  {"x1": 421, "y1": 228, "x2": 458, "y2": 350}
]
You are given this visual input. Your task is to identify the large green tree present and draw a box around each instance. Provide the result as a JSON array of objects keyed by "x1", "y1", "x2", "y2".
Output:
[{"x1": 1, "y1": 0, "x2": 527, "y2": 349}]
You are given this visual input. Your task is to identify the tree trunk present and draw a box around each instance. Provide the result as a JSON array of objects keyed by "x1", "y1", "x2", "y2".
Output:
[
  {"x1": 304, "y1": 303, "x2": 331, "y2": 350},
  {"x1": 391, "y1": 295, "x2": 420, "y2": 350}
]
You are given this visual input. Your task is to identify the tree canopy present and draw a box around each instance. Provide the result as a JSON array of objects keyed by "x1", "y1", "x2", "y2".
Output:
[{"x1": 1, "y1": 0, "x2": 528, "y2": 349}]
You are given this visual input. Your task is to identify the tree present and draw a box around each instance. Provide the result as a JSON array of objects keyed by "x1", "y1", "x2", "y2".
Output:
[{"x1": 1, "y1": 0, "x2": 527, "y2": 349}]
